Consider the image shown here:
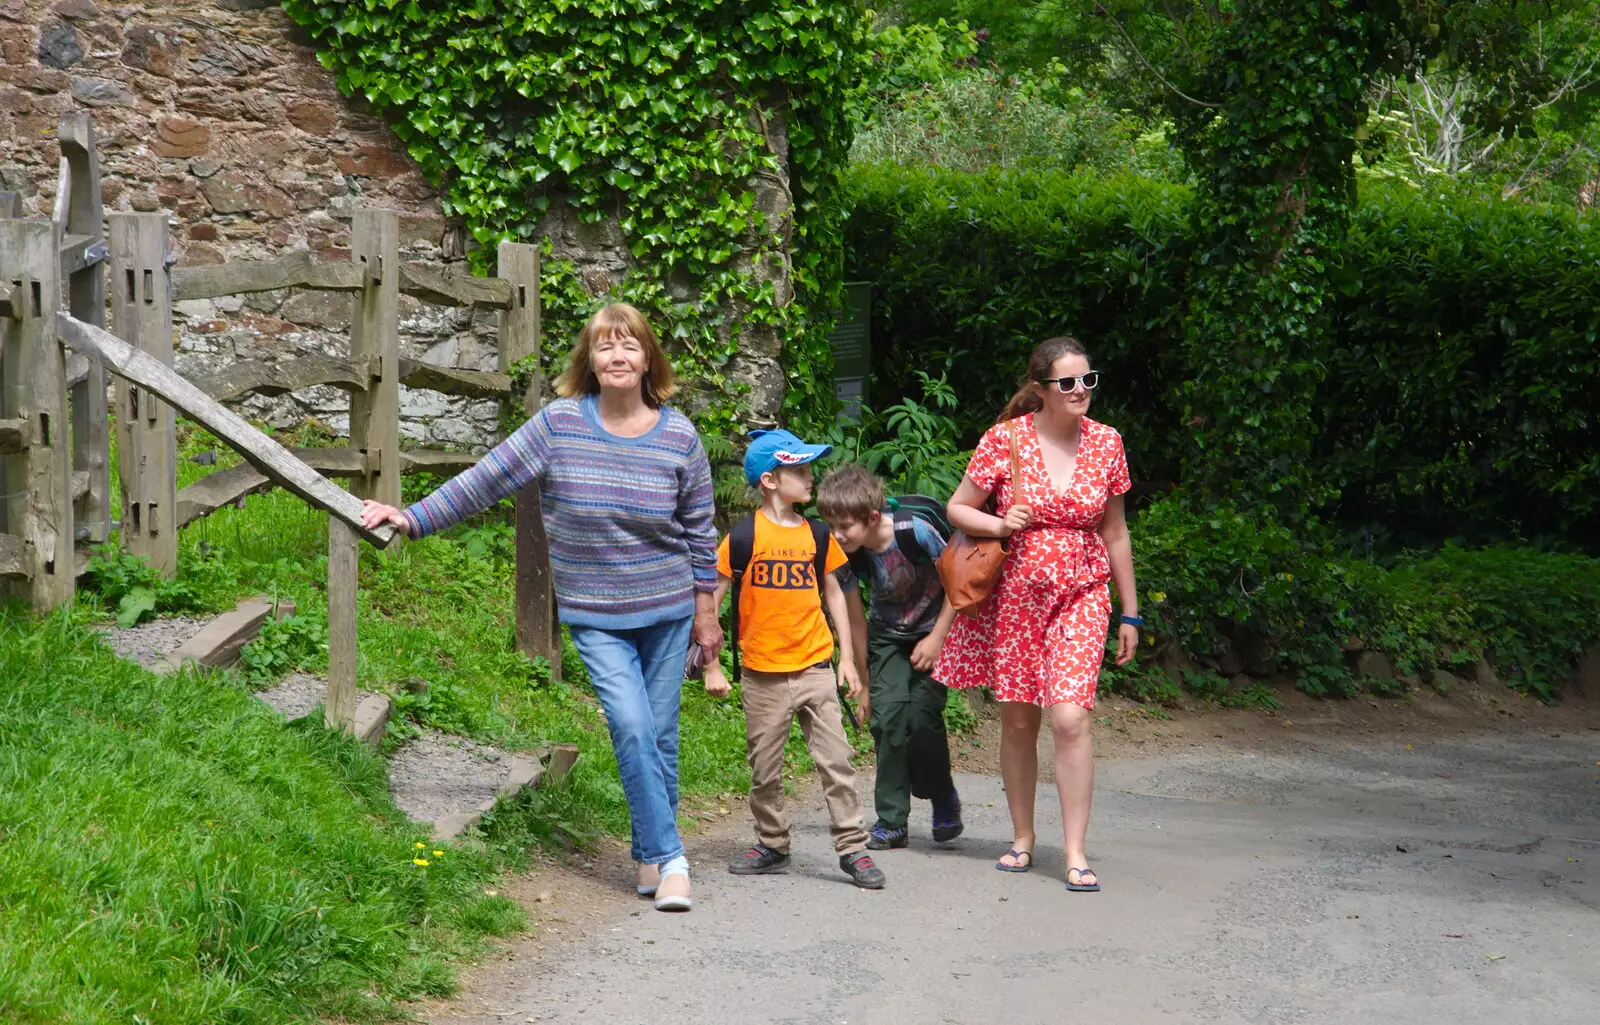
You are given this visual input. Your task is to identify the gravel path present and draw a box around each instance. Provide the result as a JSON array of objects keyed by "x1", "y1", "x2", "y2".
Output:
[
  {"x1": 96, "y1": 615, "x2": 208, "y2": 668},
  {"x1": 253, "y1": 672, "x2": 378, "y2": 722},
  {"x1": 428, "y1": 729, "x2": 1600, "y2": 1025},
  {"x1": 387, "y1": 731, "x2": 521, "y2": 826}
]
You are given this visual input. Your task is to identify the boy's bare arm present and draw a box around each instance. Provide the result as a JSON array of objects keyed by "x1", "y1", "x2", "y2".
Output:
[
  {"x1": 823, "y1": 572, "x2": 862, "y2": 698},
  {"x1": 910, "y1": 596, "x2": 958, "y2": 672},
  {"x1": 845, "y1": 584, "x2": 870, "y2": 684}
]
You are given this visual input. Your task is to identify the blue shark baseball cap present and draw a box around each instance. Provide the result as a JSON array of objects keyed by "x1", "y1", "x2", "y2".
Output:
[{"x1": 743, "y1": 429, "x2": 832, "y2": 486}]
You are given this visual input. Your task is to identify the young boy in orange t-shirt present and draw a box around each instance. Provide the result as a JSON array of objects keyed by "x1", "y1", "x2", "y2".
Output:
[{"x1": 707, "y1": 430, "x2": 886, "y2": 889}]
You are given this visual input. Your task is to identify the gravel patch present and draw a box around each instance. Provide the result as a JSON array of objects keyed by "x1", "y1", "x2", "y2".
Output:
[
  {"x1": 96, "y1": 615, "x2": 209, "y2": 668},
  {"x1": 388, "y1": 730, "x2": 520, "y2": 826},
  {"x1": 254, "y1": 672, "x2": 378, "y2": 722}
]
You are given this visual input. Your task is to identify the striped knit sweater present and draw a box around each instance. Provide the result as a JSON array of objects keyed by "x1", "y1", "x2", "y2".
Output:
[{"x1": 403, "y1": 395, "x2": 718, "y2": 629}]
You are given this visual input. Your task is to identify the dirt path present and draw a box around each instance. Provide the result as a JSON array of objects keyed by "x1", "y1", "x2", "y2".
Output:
[{"x1": 423, "y1": 685, "x2": 1600, "y2": 1025}]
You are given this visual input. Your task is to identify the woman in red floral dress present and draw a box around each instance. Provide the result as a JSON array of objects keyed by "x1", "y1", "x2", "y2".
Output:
[{"x1": 934, "y1": 336, "x2": 1139, "y2": 892}]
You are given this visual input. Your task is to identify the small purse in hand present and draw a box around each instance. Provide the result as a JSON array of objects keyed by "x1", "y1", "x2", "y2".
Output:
[
  {"x1": 683, "y1": 641, "x2": 706, "y2": 681},
  {"x1": 936, "y1": 419, "x2": 1022, "y2": 617}
]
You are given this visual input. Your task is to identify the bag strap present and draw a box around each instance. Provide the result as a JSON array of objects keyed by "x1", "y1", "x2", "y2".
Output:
[
  {"x1": 729, "y1": 514, "x2": 756, "y2": 683},
  {"x1": 809, "y1": 518, "x2": 831, "y2": 593},
  {"x1": 893, "y1": 514, "x2": 925, "y2": 563},
  {"x1": 1006, "y1": 419, "x2": 1021, "y2": 509}
]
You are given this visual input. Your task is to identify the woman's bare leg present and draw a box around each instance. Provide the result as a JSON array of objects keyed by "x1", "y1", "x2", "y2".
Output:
[
  {"x1": 997, "y1": 701, "x2": 1043, "y2": 867},
  {"x1": 1050, "y1": 701, "x2": 1095, "y2": 883}
]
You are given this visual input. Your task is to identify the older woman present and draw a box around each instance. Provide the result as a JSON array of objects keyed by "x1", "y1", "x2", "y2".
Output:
[
  {"x1": 360, "y1": 303, "x2": 720, "y2": 912},
  {"x1": 934, "y1": 336, "x2": 1139, "y2": 893}
]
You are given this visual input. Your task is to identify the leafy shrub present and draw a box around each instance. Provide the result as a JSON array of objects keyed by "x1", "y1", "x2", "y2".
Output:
[
  {"x1": 1131, "y1": 496, "x2": 1356, "y2": 696},
  {"x1": 82, "y1": 548, "x2": 205, "y2": 628},
  {"x1": 822, "y1": 371, "x2": 971, "y2": 498},
  {"x1": 1377, "y1": 547, "x2": 1600, "y2": 701},
  {"x1": 238, "y1": 613, "x2": 329, "y2": 686},
  {"x1": 1125, "y1": 497, "x2": 1600, "y2": 702}
]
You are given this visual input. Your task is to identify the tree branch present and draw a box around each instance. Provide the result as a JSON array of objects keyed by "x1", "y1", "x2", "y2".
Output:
[{"x1": 1093, "y1": 3, "x2": 1222, "y2": 109}]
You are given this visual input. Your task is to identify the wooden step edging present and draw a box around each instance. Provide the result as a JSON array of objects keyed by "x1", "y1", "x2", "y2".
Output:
[
  {"x1": 432, "y1": 742, "x2": 581, "y2": 841},
  {"x1": 151, "y1": 595, "x2": 293, "y2": 675}
]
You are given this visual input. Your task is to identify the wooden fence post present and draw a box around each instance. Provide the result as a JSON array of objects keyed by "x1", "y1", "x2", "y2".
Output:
[
  {"x1": 57, "y1": 113, "x2": 111, "y2": 546},
  {"x1": 497, "y1": 242, "x2": 558, "y2": 673},
  {"x1": 327, "y1": 209, "x2": 397, "y2": 732},
  {"x1": 1, "y1": 218, "x2": 74, "y2": 610},
  {"x1": 348, "y1": 209, "x2": 400, "y2": 508},
  {"x1": 326, "y1": 517, "x2": 359, "y2": 732},
  {"x1": 109, "y1": 213, "x2": 177, "y2": 578}
]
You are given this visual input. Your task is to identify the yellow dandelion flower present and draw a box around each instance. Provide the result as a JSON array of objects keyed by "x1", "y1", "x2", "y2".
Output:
[
  {"x1": 1285, "y1": 573, "x2": 1294, "y2": 581},
  {"x1": 414, "y1": 842, "x2": 425, "y2": 849},
  {"x1": 432, "y1": 850, "x2": 444, "y2": 857},
  {"x1": 413, "y1": 858, "x2": 430, "y2": 867}
]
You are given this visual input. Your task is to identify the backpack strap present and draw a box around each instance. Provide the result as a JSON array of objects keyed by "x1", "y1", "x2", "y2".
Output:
[
  {"x1": 728, "y1": 514, "x2": 756, "y2": 683},
  {"x1": 892, "y1": 513, "x2": 928, "y2": 564},
  {"x1": 809, "y1": 518, "x2": 831, "y2": 595}
]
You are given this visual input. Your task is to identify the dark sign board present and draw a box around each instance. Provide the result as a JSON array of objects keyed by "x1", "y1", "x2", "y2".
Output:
[{"x1": 829, "y1": 281, "x2": 871, "y2": 422}]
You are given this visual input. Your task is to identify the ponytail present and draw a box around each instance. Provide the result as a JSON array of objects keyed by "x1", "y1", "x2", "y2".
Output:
[
  {"x1": 996, "y1": 335, "x2": 1088, "y2": 424},
  {"x1": 997, "y1": 385, "x2": 1043, "y2": 423}
]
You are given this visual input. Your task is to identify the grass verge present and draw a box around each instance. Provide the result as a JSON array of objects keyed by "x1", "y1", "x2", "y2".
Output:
[{"x1": 0, "y1": 608, "x2": 524, "y2": 1023}]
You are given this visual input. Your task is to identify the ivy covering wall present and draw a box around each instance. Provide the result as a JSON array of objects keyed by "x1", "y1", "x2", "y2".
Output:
[{"x1": 284, "y1": 0, "x2": 870, "y2": 434}]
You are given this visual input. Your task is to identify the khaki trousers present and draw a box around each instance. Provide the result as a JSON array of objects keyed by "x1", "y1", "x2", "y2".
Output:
[{"x1": 741, "y1": 665, "x2": 868, "y2": 855}]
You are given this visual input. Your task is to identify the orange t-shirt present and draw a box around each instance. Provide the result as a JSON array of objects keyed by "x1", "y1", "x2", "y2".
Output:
[{"x1": 717, "y1": 511, "x2": 848, "y2": 674}]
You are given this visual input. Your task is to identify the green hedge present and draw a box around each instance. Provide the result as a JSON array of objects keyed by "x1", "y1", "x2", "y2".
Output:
[
  {"x1": 845, "y1": 164, "x2": 1600, "y2": 545},
  {"x1": 845, "y1": 164, "x2": 1194, "y2": 487},
  {"x1": 1113, "y1": 496, "x2": 1600, "y2": 702}
]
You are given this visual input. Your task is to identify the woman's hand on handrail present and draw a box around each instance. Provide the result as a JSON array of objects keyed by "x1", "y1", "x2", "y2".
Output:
[{"x1": 360, "y1": 499, "x2": 412, "y2": 537}]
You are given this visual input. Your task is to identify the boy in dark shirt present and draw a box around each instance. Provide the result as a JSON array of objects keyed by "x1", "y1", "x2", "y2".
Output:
[{"x1": 818, "y1": 464, "x2": 963, "y2": 849}]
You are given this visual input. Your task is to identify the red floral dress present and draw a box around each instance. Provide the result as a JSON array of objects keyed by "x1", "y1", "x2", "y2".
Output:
[{"x1": 934, "y1": 414, "x2": 1131, "y2": 709}]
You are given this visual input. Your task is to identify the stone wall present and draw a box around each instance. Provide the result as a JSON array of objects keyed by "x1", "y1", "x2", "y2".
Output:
[
  {"x1": 1, "y1": 0, "x2": 505, "y2": 447},
  {"x1": 1, "y1": 0, "x2": 792, "y2": 445}
]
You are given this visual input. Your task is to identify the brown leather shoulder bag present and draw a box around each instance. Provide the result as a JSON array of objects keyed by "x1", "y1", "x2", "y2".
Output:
[{"x1": 936, "y1": 419, "x2": 1021, "y2": 617}]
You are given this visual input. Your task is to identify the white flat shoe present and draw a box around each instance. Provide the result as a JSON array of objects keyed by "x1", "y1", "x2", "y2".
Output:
[
  {"x1": 653, "y1": 856, "x2": 692, "y2": 912},
  {"x1": 636, "y1": 861, "x2": 659, "y2": 897}
]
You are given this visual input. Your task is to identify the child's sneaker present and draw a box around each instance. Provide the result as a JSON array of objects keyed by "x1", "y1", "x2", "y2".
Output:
[
  {"x1": 931, "y1": 790, "x2": 964, "y2": 843},
  {"x1": 840, "y1": 851, "x2": 886, "y2": 889},
  {"x1": 866, "y1": 823, "x2": 908, "y2": 850},
  {"x1": 728, "y1": 843, "x2": 791, "y2": 875}
]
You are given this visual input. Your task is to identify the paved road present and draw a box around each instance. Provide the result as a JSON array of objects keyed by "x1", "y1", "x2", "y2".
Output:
[{"x1": 441, "y1": 733, "x2": 1600, "y2": 1025}]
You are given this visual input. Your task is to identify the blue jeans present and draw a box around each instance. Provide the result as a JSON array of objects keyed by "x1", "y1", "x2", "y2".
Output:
[{"x1": 567, "y1": 616, "x2": 692, "y2": 865}]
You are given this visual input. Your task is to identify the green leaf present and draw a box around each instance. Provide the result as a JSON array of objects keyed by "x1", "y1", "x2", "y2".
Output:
[{"x1": 117, "y1": 589, "x2": 158, "y2": 629}]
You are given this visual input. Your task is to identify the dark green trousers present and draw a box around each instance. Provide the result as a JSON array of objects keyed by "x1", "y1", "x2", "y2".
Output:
[{"x1": 867, "y1": 630, "x2": 955, "y2": 830}]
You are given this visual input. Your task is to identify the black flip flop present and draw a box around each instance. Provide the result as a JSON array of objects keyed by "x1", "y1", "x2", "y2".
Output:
[
  {"x1": 995, "y1": 849, "x2": 1034, "y2": 873},
  {"x1": 1065, "y1": 866, "x2": 1100, "y2": 892}
]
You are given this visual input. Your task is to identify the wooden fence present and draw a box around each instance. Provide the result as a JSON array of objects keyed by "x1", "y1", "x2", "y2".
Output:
[{"x1": 1, "y1": 113, "x2": 559, "y2": 730}]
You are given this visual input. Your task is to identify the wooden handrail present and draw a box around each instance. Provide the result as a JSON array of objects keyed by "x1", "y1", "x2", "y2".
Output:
[{"x1": 56, "y1": 312, "x2": 397, "y2": 548}]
